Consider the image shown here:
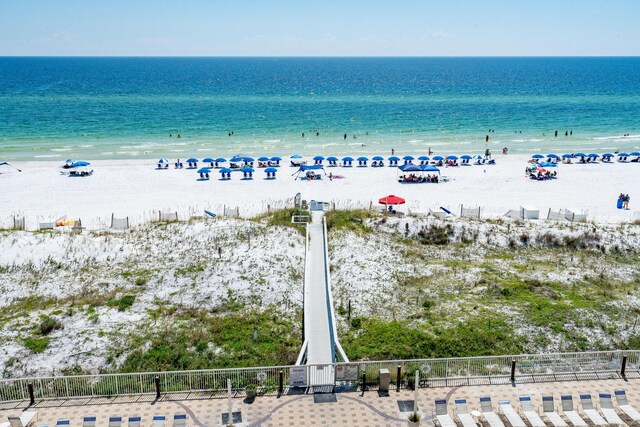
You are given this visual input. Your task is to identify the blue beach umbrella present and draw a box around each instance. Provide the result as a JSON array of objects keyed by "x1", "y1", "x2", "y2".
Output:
[
  {"x1": 460, "y1": 155, "x2": 472, "y2": 160},
  {"x1": 547, "y1": 154, "x2": 560, "y2": 159},
  {"x1": 242, "y1": 166, "x2": 255, "y2": 173},
  {"x1": 219, "y1": 168, "x2": 232, "y2": 173},
  {"x1": 327, "y1": 156, "x2": 339, "y2": 161},
  {"x1": 418, "y1": 155, "x2": 430, "y2": 160},
  {"x1": 202, "y1": 157, "x2": 215, "y2": 163},
  {"x1": 158, "y1": 158, "x2": 169, "y2": 164},
  {"x1": 538, "y1": 162, "x2": 557, "y2": 168},
  {"x1": 618, "y1": 152, "x2": 630, "y2": 157},
  {"x1": 313, "y1": 155, "x2": 325, "y2": 161},
  {"x1": 342, "y1": 156, "x2": 354, "y2": 161},
  {"x1": 242, "y1": 157, "x2": 254, "y2": 162},
  {"x1": 574, "y1": 152, "x2": 587, "y2": 157},
  {"x1": 291, "y1": 154, "x2": 302, "y2": 159},
  {"x1": 446, "y1": 155, "x2": 458, "y2": 160},
  {"x1": 388, "y1": 156, "x2": 400, "y2": 161},
  {"x1": 561, "y1": 154, "x2": 574, "y2": 158},
  {"x1": 186, "y1": 158, "x2": 198, "y2": 163},
  {"x1": 197, "y1": 167, "x2": 211, "y2": 174},
  {"x1": 71, "y1": 161, "x2": 90, "y2": 167},
  {"x1": 215, "y1": 157, "x2": 226, "y2": 162},
  {"x1": 258, "y1": 156, "x2": 270, "y2": 161},
  {"x1": 630, "y1": 152, "x2": 640, "y2": 156},
  {"x1": 264, "y1": 167, "x2": 277, "y2": 173},
  {"x1": 433, "y1": 156, "x2": 444, "y2": 161},
  {"x1": 270, "y1": 156, "x2": 282, "y2": 161},
  {"x1": 532, "y1": 154, "x2": 544, "y2": 159},
  {"x1": 587, "y1": 153, "x2": 599, "y2": 158},
  {"x1": 357, "y1": 156, "x2": 368, "y2": 161},
  {"x1": 403, "y1": 155, "x2": 414, "y2": 160},
  {"x1": 372, "y1": 156, "x2": 384, "y2": 161},
  {"x1": 602, "y1": 153, "x2": 614, "y2": 157}
]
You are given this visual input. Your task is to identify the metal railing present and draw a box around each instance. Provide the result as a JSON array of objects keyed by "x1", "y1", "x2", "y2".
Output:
[{"x1": 1, "y1": 350, "x2": 637, "y2": 403}]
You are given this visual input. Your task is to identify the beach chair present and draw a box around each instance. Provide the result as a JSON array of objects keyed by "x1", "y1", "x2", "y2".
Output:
[
  {"x1": 518, "y1": 396, "x2": 546, "y2": 427},
  {"x1": 615, "y1": 390, "x2": 640, "y2": 424},
  {"x1": 172, "y1": 414, "x2": 187, "y2": 427},
  {"x1": 579, "y1": 394, "x2": 607, "y2": 426},
  {"x1": 55, "y1": 422, "x2": 70, "y2": 427},
  {"x1": 434, "y1": 399, "x2": 457, "y2": 427},
  {"x1": 498, "y1": 401, "x2": 526, "y2": 427},
  {"x1": 542, "y1": 396, "x2": 567, "y2": 427},
  {"x1": 479, "y1": 396, "x2": 506, "y2": 427},
  {"x1": 454, "y1": 399, "x2": 478, "y2": 427},
  {"x1": 127, "y1": 417, "x2": 141, "y2": 427},
  {"x1": 561, "y1": 396, "x2": 588, "y2": 427},
  {"x1": 599, "y1": 393, "x2": 625, "y2": 425},
  {"x1": 8, "y1": 412, "x2": 38, "y2": 427},
  {"x1": 108, "y1": 417, "x2": 122, "y2": 427},
  {"x1": 81, "y1": 417, "x2": 96, "y2": 427},
  {"x1": 151, "y1": 416, "x2": 165, "y2": 427}
]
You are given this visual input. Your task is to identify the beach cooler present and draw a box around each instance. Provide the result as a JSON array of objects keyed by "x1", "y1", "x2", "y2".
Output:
[{"x1": 617, "y1": 199, "x2": 624, "y2": 209}]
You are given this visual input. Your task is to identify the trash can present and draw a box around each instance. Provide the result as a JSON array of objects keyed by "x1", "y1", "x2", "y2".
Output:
[
  {"x1": 379, "y1": 368, "x2": 390, "y2": 392},
  {"x1": 617, "y1": 199, "x2": 624, "y2": 209}
]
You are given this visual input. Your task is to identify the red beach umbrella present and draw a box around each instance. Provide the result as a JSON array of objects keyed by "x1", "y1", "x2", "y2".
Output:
[{"x1": 379, "y1": 195, "x2": 406, "y2": 205}]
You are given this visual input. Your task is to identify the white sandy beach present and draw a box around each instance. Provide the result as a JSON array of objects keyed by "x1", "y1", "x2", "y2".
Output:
[{"x1": 0, "y1": 154, "x2": 639, "y2": 228}]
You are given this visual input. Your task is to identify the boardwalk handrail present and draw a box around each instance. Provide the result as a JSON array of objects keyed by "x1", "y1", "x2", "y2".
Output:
[{"x1": 1, "y1": 350, "x2": 638, "y2": 403}]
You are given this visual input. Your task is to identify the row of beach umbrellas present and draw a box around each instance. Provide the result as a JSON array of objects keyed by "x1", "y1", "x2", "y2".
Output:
[{"x1": 532, "y1": 152, "x2": 640, "y2": 159}]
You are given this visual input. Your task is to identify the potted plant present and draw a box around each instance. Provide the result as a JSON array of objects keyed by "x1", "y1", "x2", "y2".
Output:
[
  {"x1": 408, "y1": 411, "x2": 421, "y2": 426},
  {"x1": 245, "y1": 383, "x2": 257, "y2": 401}
]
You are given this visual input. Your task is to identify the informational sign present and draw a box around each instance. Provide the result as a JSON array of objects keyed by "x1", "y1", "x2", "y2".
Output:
[
  {"x1": 335, "y1": 364, "x2": 359, "y2": 381},
  {"x1": 289, "y1": 366, "x2": 308, "y2": 387}
]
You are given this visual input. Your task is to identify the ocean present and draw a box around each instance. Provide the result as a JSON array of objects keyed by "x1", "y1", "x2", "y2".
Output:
[{"x1": 0, "y1": 57, "x2": 639, "y2": 161}]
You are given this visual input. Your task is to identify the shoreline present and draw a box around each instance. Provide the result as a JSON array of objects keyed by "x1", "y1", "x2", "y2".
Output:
[{"x1": 1, "y1": 154, "x2": 639, "y2": 228}]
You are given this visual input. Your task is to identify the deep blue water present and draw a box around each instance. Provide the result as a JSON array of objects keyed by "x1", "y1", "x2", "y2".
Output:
[{"x1": 0, "y1": 57, "x2": 639, "y2": 160}]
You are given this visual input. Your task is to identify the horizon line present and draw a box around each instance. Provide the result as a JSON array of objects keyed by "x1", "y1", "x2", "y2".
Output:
[{"x1": 1, "y1": 55, "x2": 640, "y2": 59}]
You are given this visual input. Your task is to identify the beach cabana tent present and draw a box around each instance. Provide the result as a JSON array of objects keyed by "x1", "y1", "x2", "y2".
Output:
[
  {"x1": 388, "y1": 156, "x2": 400, "y2": 166},
  {"x1": 402, "y1": 155, "x2": 414, "y2": 165},
  {"x1": 294, "y1": 164, "x2": 325, "y2": 180},
  {"x1": 157, "y1": 158, "x2": 169, "y2": 169},
  {"x1": 357, "y1": 156, "x2": 368, "y2": 166},
  {"x1": 342, "y1": 156, "x2": 354, "y2": 167},
  {"x1": 219, "y1": 167, "x2": 232, "y2": 180},
  {"x1": 313, "y1": 155, "x2": 325, "y2": 165},
  {"x1": 264, "y1": 167, "x2": 278, "y2": 179},
  {"x1": 326, "y1": 156, "x2": 339, "y2": 167},
  {"x1": 399, "y1": 164, "x2": 422, "y2": 172},
  {"x1": 197, "y1": 167, "x2": 211, "y2": 180}
]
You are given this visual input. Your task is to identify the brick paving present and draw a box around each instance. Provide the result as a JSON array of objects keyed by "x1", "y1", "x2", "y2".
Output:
[{"x1": 1, "y1": 376, "x2": 639, "y2": 426}]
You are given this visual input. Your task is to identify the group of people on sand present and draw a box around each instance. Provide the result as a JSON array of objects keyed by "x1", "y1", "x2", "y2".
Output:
[
  {"x1": 618, "y1": 193, "x2": 631, "y2": 210},
  {"x1": 400, "y1": 173, "x2": 439, "y2": 183},
  {"x1": 526, "y1": 165, "x2": 557, "y2": 181}
]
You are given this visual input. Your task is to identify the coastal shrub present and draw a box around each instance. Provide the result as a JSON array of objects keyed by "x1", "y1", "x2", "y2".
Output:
[
  {"x1": 325, "y1": 210, "x2": 376, "y2": 233},
  {"x1": 39, "y1": 316, "x2": 63, "y2": 335},
  {"x1": 23, "y1": 336, "x2": 50, "y2": 354},
  {"x1": 253, "y1": 208, "x2": 308, "y2": 234},
  {"x1": 107, "y1": 295, "x2": 136, "y2": 312},
  {"x1": 417, "y1": 224, "x2": 453, "y2": 245}
]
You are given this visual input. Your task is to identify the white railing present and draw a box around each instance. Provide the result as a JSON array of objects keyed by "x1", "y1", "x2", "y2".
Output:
[{"x1": 1, "y1": 350, "x2": 638, "y2": 403}]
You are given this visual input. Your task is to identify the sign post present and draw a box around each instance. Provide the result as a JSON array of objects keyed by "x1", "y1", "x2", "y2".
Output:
[{"x1": 290, "y1": 366, "x2": 308, "y2": 388}]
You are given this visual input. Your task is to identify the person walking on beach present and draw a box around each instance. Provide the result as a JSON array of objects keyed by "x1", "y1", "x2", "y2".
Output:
[
  {"x1": 485, "y1": 148, "x2": 491, "y2": 159},
  {"x1": 485, "y1": 134, "x2": 489, "y2": 142},
  {"x1": 623, "y1": 194, "x2": 630, "y2": 210}
]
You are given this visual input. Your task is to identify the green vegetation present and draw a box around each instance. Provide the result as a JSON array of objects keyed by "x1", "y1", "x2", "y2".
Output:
[
  {"x1": 107, "y1": 295, "x2": 136, "y2": 312},
  {"x1": 38, "y1": 315, "x2": 63, "y2": 335},
  {"x1": 253, "y1": 208, "x2": 309, "y2": 234},
  {"x1": 23, "y1": 336, "x2": 50, "y2": 354},
  {"x1": 118, "y1": 308, "x2": 301, "y2": 371},
  {"x1": 325, "y1": 209, "x2": 378, "y2": 233}
]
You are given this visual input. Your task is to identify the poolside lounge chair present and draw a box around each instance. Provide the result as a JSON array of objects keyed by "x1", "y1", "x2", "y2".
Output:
[
  {"x1": 518, "y1": 396, "x2": 546, "y2": 427},
  {"x1": 151, "y1": 416, "x2": 165, "y2": 427},
  {"x1": 55, "y1": 422, "x2": 70, "y2": 427},
  {"x1": 561, "y1": 396, "x2": 588, "y2": 427},
  {"x1": 542, "y1": 396, "x2": 568, "y2": 427},
  {"x1": 498, "y1": 401, "x2": 526, "y2": 427},
  {"x1": 108, "y1": 417, "x2": 122, "y2": 427},
  {"x1": 454, "y1": 399, "x2": 478, "y2": 427},
  {"x1": 615, "y1": 390, "x2": 640, "y2": 423},
  {"x1": 7, "y1": 412, "x2": 38, "y2": 427},
  {"x1": 434, "y1": 399, "x2": 457, "y2": 427},
  {"x1": 81, "y1": 417, "x2": 96, "y2": 427},
  {"x1": 599, "y1": 393, "x2": 626, "y2": 425},
  {"x1": 127, "y1": 417, "x2": 141, "y2": 427},
  {"x1": 479, "y1": 396, "x2": 506, "y2": 427},
  {"x1": 579, "y1": 394, "x2": 607, "y2": 426},
  {"x1": 172, "y1": 414, "x2": 187, "y2": 427}
]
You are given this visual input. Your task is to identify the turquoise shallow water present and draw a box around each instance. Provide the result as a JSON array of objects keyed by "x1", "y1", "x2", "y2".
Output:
[{"x1": 0, "y1": 57, "x2": 639, "y2": 160}]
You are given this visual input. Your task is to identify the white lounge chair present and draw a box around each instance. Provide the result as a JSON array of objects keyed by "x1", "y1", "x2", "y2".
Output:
[
  {"x1": 435, "y1": 399, "x2": 457, "y2": 427},
  {"x1": 127, "y1": 417, "x2": 141, "y2": 427},
  {"x1": 108, "y1": 417, "x2": 122, "y2": 427},
  {"x1": 599, "y1": 393, "x2": 626, "y2": 425},
  {"x1": 498, "y1": 401, "x2": 526, "y2": 427},
  {"x1": 615, "y1": 390, "x2": 640, "y2": 424},
  {"x1": 579, "y1": 394, "x2": 608, "y2": 426},
  {"x1": 561, "y1": 396, "x2": 588, "y2": 427},
  {"x1": 479, "y1": 396, "x2": 506, "y2": 427},
  {"x1": 151, "y1": 416, "x2": 165, "y2": 427},
  {"x1": 8, "y1": 412, "x2": 38, "y2": 427},
  {"x1": 81, "y1": 417, "x2": 96, "y2": 427},
  {"x1": 518, "y1": 396, "x2": 546, "y2": 427},
  {"x1": 542, "y1": 396, "x2": 568, "y2": 427},
  {"x1": 454, "y1": 399, "x2": 478, "y2": 427},
  {"x1": 172, "y1": 414, "x2": 187, "y2": 427}
]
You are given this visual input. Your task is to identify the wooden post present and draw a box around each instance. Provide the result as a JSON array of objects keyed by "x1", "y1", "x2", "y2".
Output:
[
  {"x1": 361, "y1": 372, "x2": 366, "y2": 392},
  {"x1": 396, "y1": 365, "x2": 402, "y2": 392},
  {"x1": 621, "y1": 356, "x2": 628, "y2": 377},
  {"x1": 510, "y1": 360, "x2": 516, "y2": 382},
  {"x1": 278, "y1": 370, "x2": 284, "y2": 396},
  {"x1": 154, "y1": 376, "x2": 161, "y2": 399},
  {"x1": 28, "y1": 383, "x2": 35, "y2": 406},
  {"x1": 348, "y1": 300, "x2": 351, "y2": 320},
  {"x1": 111, "y1": 213, "x2": 114, "y2": 229}
]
